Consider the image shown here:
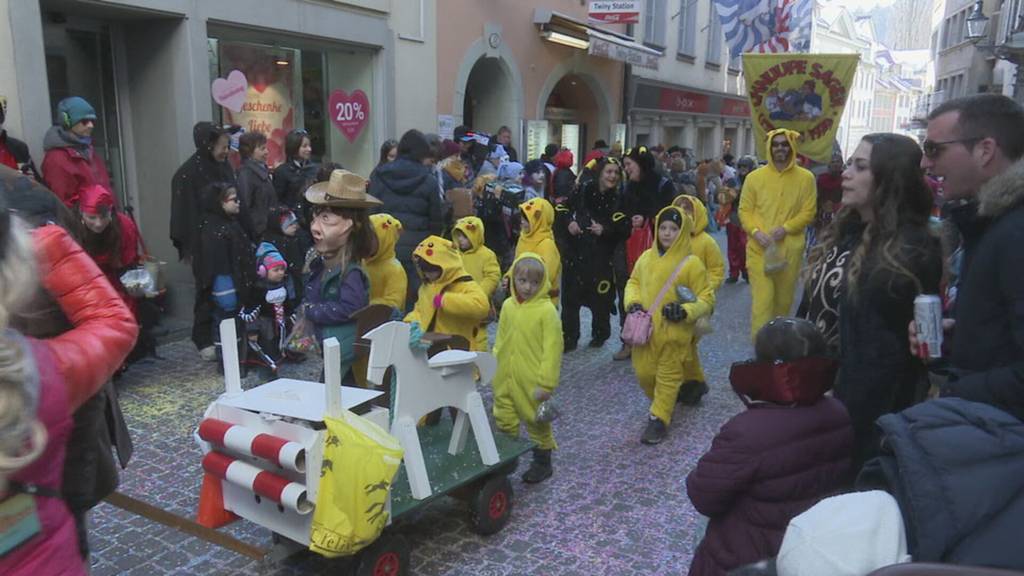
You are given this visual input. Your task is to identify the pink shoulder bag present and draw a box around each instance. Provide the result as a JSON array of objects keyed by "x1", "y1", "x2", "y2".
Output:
[{"x1": 621, "y1": 256, "x2": 691, "y2": 346}]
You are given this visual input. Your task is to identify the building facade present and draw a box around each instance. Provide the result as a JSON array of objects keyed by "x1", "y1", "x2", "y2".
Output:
[
  {"x1": 435, "y1": 0, "x2": 644, "y2": 168},
  {"x1": 0, "y1": 0, "x2": 435, "y2": 318},
  {"x1": 627, "y1": 0, "x2": 753, "y2": 160}
]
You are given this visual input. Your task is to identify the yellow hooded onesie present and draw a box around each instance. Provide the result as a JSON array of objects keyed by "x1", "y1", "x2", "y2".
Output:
[
  {"x1": 404, "y1": 235, "x2": 489, "y2": 345},
  {"x1": 492, "y1": 252, "x2": 563, "y2": 450},
  {"x1": 738, "y1": 128, "x2": 816, "y2": 339},
  {"x1": 364, "y1": 213, "x2": 408, "y2": 310},
  {"x1": 672, "y1": 195, "x2": 724, "y2": 385},
  {"x1": 515, "y1": 198, "x2": 561, "y2": 305},
  {"x1": 453, "y1": 216, "x2": 501, "y2": 351},
  {"x1": 625, "y1": 206, "x2": 713, "y2": 425}
]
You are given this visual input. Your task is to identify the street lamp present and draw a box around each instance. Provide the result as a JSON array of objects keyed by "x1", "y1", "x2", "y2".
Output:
[
  {"x1": 965, "y1": 1, "x2": 989, "y2": 42},
  {"x1": 966, "y1": 0, "x2": 1024, "y2": 104}
]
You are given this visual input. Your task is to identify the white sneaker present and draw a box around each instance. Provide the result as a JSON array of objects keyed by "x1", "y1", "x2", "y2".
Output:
[{"x1": 199, "y1": 346, "x2": 217, "y2": 362}]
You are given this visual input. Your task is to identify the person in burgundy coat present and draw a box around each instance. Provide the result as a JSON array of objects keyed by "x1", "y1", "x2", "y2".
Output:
[{"x1": 686, "y1": 318, "x2": 854, "y2": 576}]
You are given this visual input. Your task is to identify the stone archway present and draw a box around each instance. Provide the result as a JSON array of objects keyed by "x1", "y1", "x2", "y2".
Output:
[
  {"x1": 535, "y1": 53, "x2": 614, "y2": 144},
  {"x1": 452, "y1": 37, "x2": 523, "y2": 137}
]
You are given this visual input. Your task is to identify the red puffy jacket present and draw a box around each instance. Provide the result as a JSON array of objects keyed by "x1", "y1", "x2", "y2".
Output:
[{"x1": 32, "y1": 224, "x2": 138, "y2": 409}]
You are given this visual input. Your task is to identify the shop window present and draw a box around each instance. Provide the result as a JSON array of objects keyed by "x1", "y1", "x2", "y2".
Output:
[{"x1": 208, "y1": 37, "x2": 377, "y2": 176}]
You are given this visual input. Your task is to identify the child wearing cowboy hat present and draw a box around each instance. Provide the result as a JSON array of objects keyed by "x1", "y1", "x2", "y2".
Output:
[{"x1": 301, "y1": 169, "x2": 381, "y2": 380}]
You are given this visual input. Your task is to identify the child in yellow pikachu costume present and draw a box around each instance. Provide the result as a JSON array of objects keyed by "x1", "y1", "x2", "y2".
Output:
[
  {"x1": 515, "y1": 197, "x2": 561, "y2": 305},
  {"x1": 672, "y1": 195, "x2": 725, "y2": 404},
  {"x1": 738, "y1": 128, "x2": 816, "y2": 340},
  {"x1": 404, "y1": 235, "x2": 490, "y2": 346},
  {"x1": 452, "y1": 216, "x2": 501, "y2": 351},
  {"x1": 363, "y1": 214, "x2": 408, "y2": 311},
  {"x1": 625, "y1": 206, "x2": 713, "y2": 445},
  {"x1": 492, "y1": 253, "x2": 563, "y2": 483}
]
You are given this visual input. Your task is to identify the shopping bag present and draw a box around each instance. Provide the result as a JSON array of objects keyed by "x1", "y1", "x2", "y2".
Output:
[
  {"x1": 621, "y1": 310, "x2": 654, "y2": 346},
  {"x1": 764, "y1": 241, "x2": 787, "y2": 275},
  {"x1": 625, "y1": 221, "x2": 653, "y2": 274},
  {"x1": 309, "y1": 410, "x2": 404, "y2": 557},
  {"x1": 285, "y1": 307, "x2": 320, "y2": 356},
  {"x1": 119, "y1": 266, "x2": 159, "y2": 298}
]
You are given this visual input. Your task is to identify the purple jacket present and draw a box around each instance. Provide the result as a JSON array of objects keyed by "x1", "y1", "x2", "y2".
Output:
[{"x1": 686, "y1": 388, "x2": 853, "y2": 576}]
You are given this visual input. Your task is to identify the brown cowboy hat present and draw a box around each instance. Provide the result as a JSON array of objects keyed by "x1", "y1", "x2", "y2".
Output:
[{"x1": 304, "y1": 169, "x2": 381, "y2": 209}]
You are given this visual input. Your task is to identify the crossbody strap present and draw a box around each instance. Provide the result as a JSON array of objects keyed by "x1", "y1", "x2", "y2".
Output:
[
  {"x1": 426, "y1": 275, "x2": 474, "y2": 332},
  {"x1": 650, "y1": 255, "x2": 691, "y2": 312}
]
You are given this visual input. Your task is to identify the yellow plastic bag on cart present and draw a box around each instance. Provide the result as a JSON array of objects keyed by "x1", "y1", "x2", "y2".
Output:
[{"x1": 309, "y1": 410, "x2": 404, "y2": 557}]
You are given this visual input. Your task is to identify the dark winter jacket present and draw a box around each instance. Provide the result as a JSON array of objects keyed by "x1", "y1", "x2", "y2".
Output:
[
  {"x1": 272, "y1": 159, "x2": 317, "y2": 219},
  {"x1": 369, "y1": 156, "x2": 443, "y2": 277},
  {"x1": 170, "y1": 122, "x2": 236, "y2": 260},
  {"x1": 833, "y1": 222, "x2": 942, "y2": 469},
  {"x1": 621, "y1": 174, "x2": 676, "y2": 223},
  {"x1": 687, "y1": 360, "x2": 853, "y2": 576},
  {"x1": 236, "y1": 158, "x2": 276, "y2": 240},
  {"x1": 196, "y1": 183, "x2": 257, "y2": 311},
  {"x1": 40, "y1": 125, "x2": 112, "y2": 207},
  {"x1": 0, "y1": 130, "x2": 41, "y2": 180},
  {"x1": 857, "y1": 398, "x2": 1024, "y2": 569},
  {"x1": 557, "y1": 178, "x2": 622, "y2": 303},
  {"x1": 942, "y1": 159, "x2": 1024, "y2": 421},
  {"x1": 262, "y1": 211, "x2": 310, "y2": 304}
]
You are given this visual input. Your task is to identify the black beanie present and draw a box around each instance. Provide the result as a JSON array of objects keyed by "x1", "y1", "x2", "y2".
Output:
[{"x1": 658, "y1": 207, "x2": 683, "y2": 228}]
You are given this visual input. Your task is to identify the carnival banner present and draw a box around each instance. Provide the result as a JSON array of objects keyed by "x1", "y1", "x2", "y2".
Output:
[
  {"x1": 715, "y1": 0, "x2": 813, "y2": 59},
  {"x1": 742, "y1": 53, "x2": 859, "y2": 164}
]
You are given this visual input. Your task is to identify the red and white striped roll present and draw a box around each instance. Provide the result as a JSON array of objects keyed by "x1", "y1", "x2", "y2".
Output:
[
  {"x1": 202, "y1": 452, "x2": 312, "y2": 515},
  {"x1": 198, "y1": 418, "x2": 306, "y2": 473}
]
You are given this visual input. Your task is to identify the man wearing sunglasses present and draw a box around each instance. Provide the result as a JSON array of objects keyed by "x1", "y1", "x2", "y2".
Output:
[{"x1": 912, "y1": 93, "x2": 1024, "y2": 422}]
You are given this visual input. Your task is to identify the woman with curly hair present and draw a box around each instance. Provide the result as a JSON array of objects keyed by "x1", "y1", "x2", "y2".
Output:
[{"x1": 799, "y1": 133, "x2": 943, "y2": 472}]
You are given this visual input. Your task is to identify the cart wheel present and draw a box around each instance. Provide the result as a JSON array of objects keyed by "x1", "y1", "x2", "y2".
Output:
[
  {"x1": 469, "y1": 474, "x2": 513, "y2": 535},
  {"x1": 356, "y1": 534, "x2": 409, "y2": 576}
]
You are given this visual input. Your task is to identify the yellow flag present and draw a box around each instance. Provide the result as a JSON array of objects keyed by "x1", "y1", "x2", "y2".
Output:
[{"x1": 742, "y1": 53, "x2": 859, "y2": 163}]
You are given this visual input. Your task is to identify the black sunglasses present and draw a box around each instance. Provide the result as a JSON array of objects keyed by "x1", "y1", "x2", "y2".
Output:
[{"x1": 922, "y1": 137, "x2": 981, "y2": 159}]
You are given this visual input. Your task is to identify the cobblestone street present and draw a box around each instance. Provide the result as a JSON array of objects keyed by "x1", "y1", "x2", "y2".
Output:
[{"x1": 91, "y1": 236, "x2": 753, "y2": 576}]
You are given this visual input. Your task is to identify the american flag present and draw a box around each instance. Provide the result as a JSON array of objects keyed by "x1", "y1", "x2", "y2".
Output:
[{"x1": 714, "y1": 0, "x2": 813, "y2": 59}]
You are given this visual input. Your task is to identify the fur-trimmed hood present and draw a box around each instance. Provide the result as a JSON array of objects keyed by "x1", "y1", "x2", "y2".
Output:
[{"x1": 978, "y1": 159, "x2": 1024, "y2": 219}]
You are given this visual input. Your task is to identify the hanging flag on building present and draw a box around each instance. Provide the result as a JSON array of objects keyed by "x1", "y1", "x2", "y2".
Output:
[
  {"x1": 715, "y1": 0, "x2": 813, "y2": 59},
  {"x1": 743, "y1": 53, "x2": 859, "y2": 163}
]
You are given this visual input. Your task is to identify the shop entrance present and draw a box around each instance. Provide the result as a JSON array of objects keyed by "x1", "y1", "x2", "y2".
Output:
[
  {"x1": 41, "y1": 8, "x2": 128, "y2": 205},
  {"x1": 543, "y1": 74, "x2": 598, "y2": 169},
  {"x1": 463, "y1": 56, "x2": 514, "y2": 136}
]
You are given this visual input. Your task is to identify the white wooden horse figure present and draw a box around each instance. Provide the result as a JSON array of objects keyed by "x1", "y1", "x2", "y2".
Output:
[{"x1": 363, "y1": 321, "x2": 499, "y2": 500}]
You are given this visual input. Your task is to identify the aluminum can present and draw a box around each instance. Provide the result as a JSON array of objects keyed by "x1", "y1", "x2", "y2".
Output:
[{"x1": 914, "y1": 294, "x2": 943, "y2": 359}]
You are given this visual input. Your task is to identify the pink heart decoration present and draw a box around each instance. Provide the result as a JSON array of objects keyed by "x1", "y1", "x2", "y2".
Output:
[
  {"x1": 212, "y1": 70, "x2": 248, "y2": 113},
  {"x1": 328, "y1": 89, "x2": 370, "y2": 143}
]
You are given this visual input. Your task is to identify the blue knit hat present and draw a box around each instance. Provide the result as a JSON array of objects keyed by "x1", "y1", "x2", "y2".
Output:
[{"x1": 57, "y1": 97, "x2": 97, "y2": 128}]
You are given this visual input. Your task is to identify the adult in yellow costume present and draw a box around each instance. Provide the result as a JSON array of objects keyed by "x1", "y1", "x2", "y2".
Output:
[
  {"x1": 672, "y1": 195, "x2": 724, "y2": 403},
  {"x1": 452, "y1": 216, "x2": 501, "y2": 351},
  {"x1": 492, "y1": 253, "x2": 563, "y2": 482},
  {"x1": 515, "y1": 197, "x2": 561, "y2": 305},
  {"x1": 625, "y1": 206, "x2": 713, "y2": 444},
  {"x1": 363, "y1": 213, "x2": 408, "y2": 310},
  {"x1": 404, "y1": 235, "x2": 489, "y2": 346},
  {"x1": 738, "y1": 128, "x2": 816, "y2": 340}
]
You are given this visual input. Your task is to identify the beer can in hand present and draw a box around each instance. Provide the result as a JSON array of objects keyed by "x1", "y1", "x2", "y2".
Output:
[{"x1": 914, "y1": 294, "x2": 943, "y2": 359}]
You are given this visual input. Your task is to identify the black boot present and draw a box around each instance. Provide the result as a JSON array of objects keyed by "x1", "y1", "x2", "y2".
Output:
[
  {"x1": 677, "y1": 381, "x2": 709, "y2": 405},
  {"x1": 641, "y1": 417, "x2": 668, "y2": 445},
  {"x1": 522, "y1": 448, "x2": 553, "y2": 483}
]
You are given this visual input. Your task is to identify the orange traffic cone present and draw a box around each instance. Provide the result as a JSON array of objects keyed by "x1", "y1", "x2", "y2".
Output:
[{"x1": 196, "y1": 473, "x2": 238, "y2": 528}]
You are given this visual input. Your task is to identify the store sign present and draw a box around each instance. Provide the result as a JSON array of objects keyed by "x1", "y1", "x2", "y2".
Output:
[
  {"x1": 212, "y1": 70, "x2": 248, "y2": 113},
  {"x1": 721, "y1": 98, "x2": 751, "y2": 117},
  {"x1": 589, "y1": 36, "x2": 659, "y2": 70},
  {"x1": 526, "y1": 120, "x2": 549, "y2": 163},
  {"x1": 588, "y1": 0, "x2": 640, "y2": 24},
  {"x1": 328, "y1": 89, "x2": 370, "y2": 143},
  {"x1": 437, "y1": 114, "x2": 455, "y2": 140},
  {"x1": 658, "y1": 88, "x2": 711, "y2": 114}
]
